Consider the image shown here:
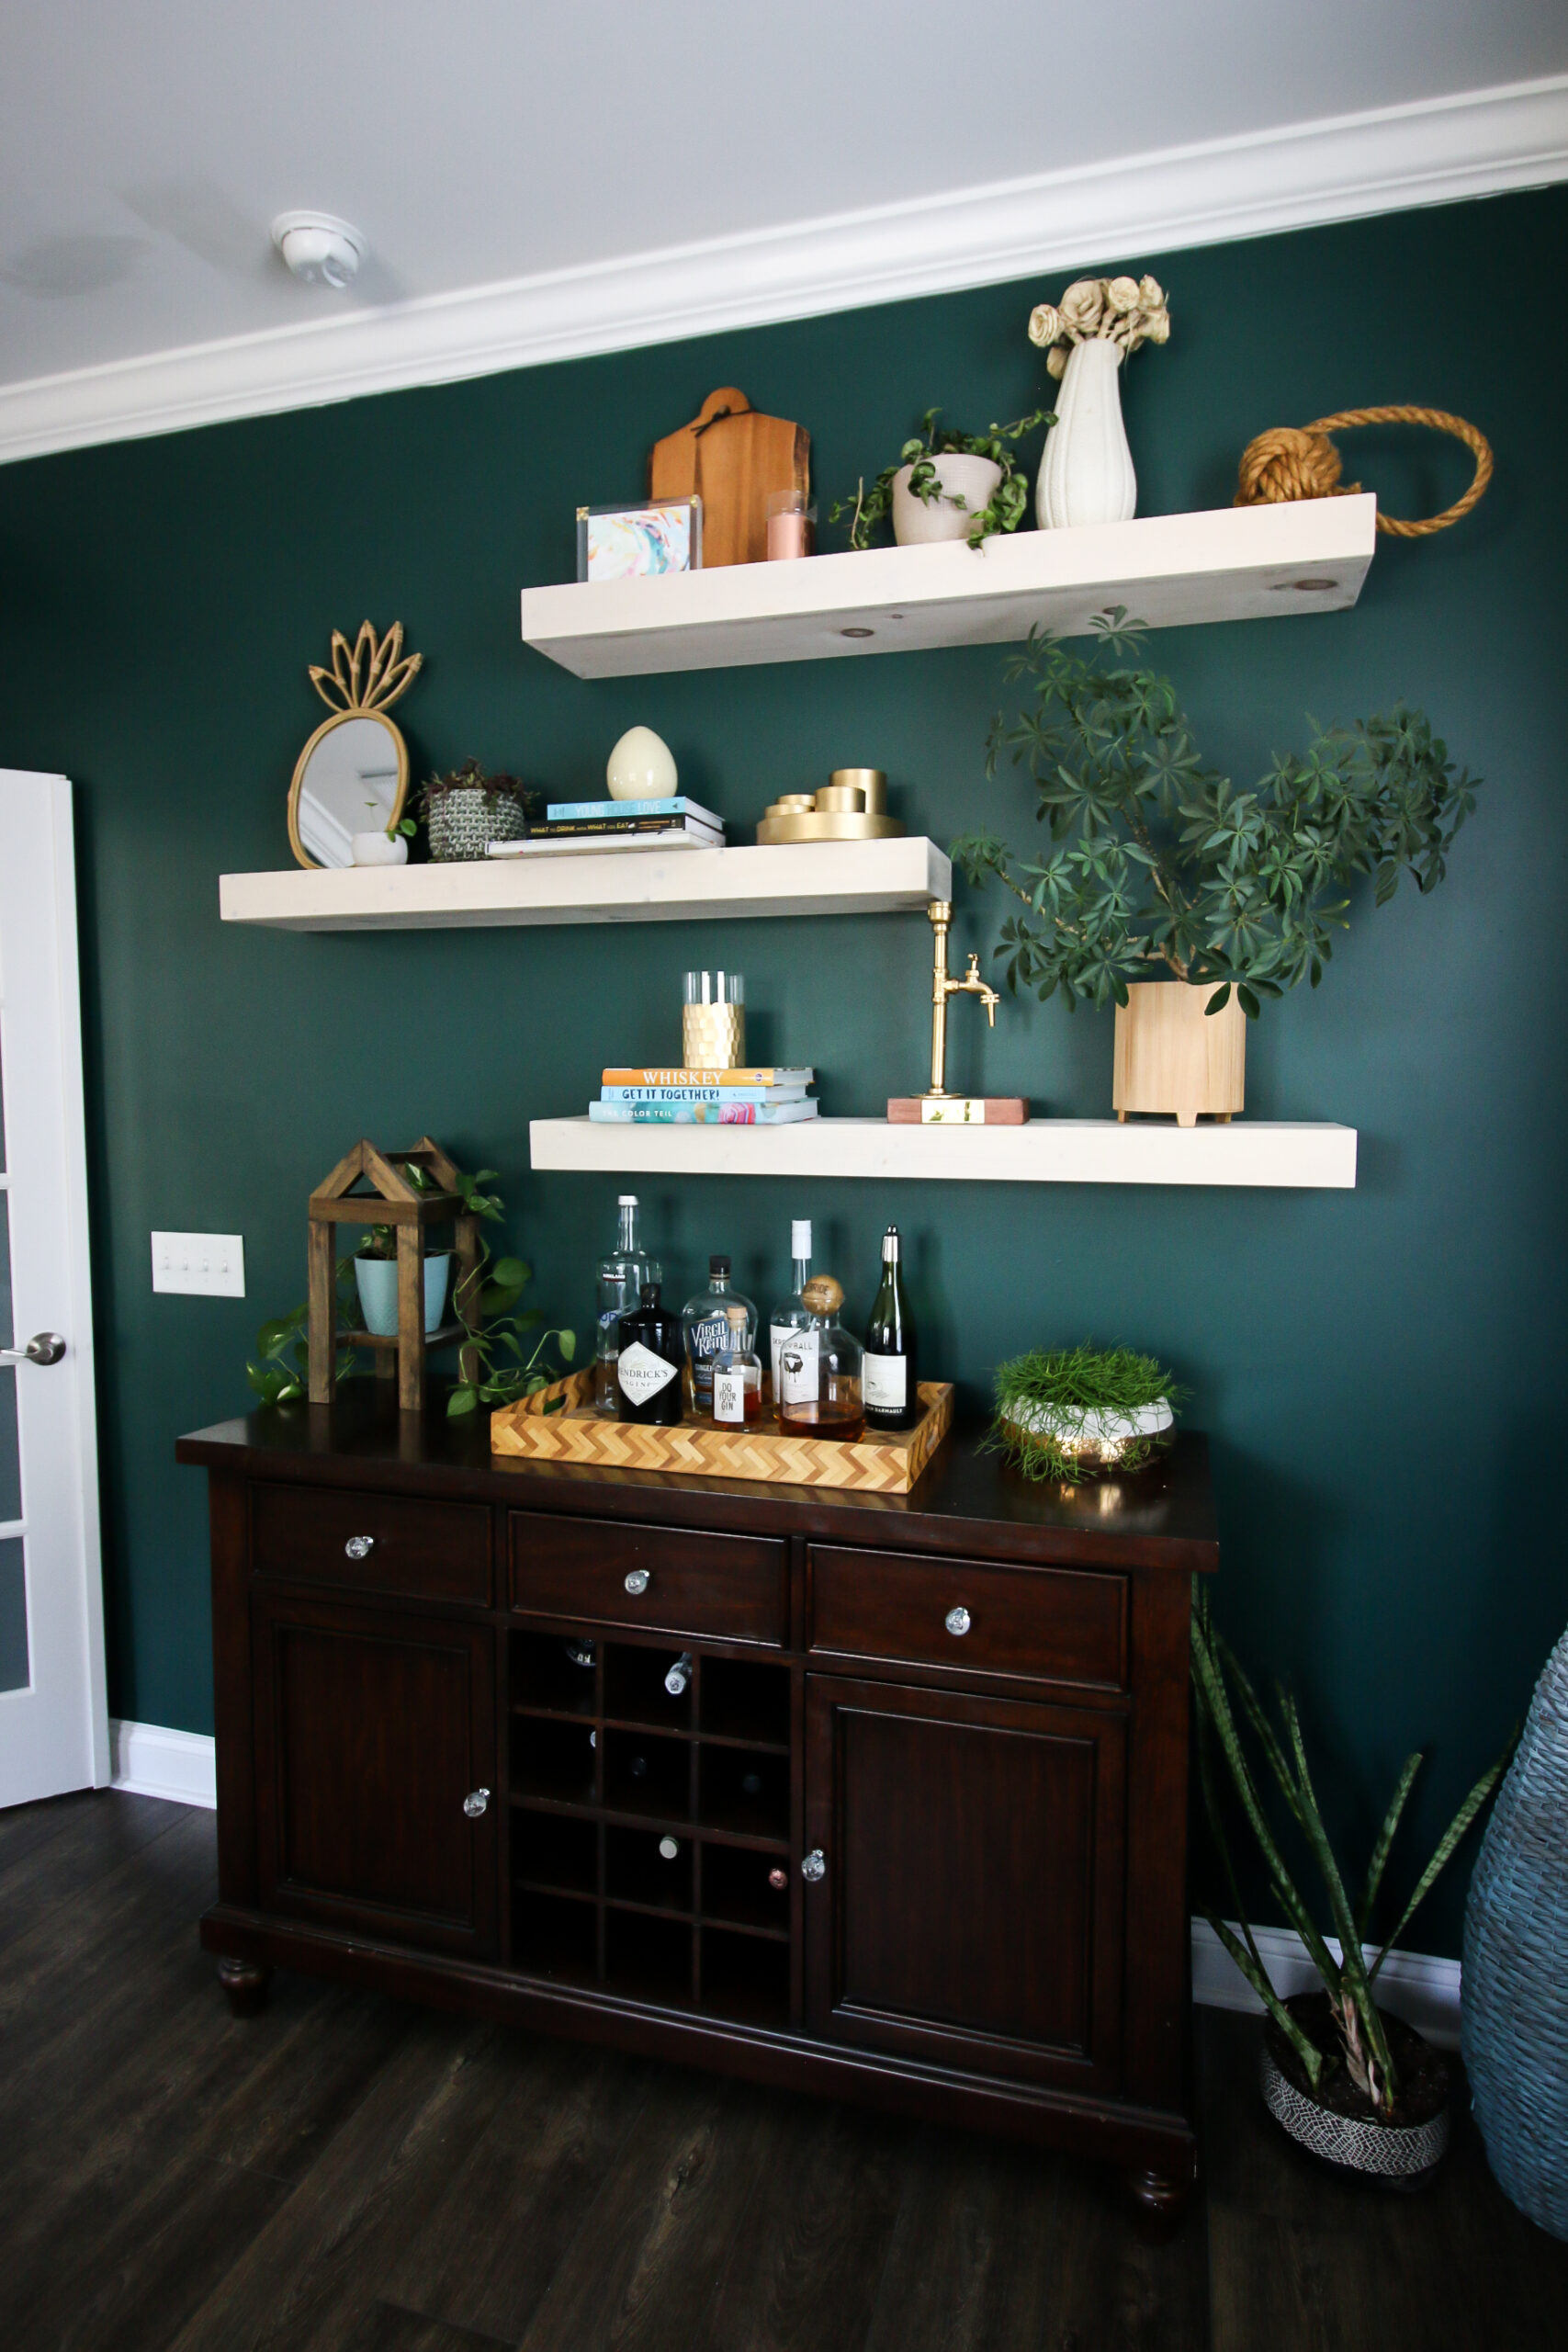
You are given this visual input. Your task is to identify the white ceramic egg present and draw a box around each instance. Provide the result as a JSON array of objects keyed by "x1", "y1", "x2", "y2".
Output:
[{"x1": 606, "y1": 725, "x2": 678, "y2": 801}]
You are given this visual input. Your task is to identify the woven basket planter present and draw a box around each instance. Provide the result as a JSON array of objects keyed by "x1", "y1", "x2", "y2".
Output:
[
  {"x1": 1462, "y1": 1623, "x2": 1568, "y2": 2239},
  {"x1": 427, "y1": 786, "x2": 527, "y2": 863},
  {"x1": 1260, "y1": 2028, "x2": 1450, "y2": 2180}
]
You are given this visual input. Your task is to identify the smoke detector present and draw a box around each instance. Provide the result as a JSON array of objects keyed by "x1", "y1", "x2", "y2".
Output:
[{"x1": 271, "y1": 212, "x2": 364, "y2": 288}]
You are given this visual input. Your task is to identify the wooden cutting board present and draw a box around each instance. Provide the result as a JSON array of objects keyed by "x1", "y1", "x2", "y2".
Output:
[{"x1": 649, "y1": 387, "x2": 809, "y2": 568}]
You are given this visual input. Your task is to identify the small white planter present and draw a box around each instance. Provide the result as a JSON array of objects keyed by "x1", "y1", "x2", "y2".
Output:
[
  {"x1": 350, "y1": 831, "x2": 409, "y2": 867},
  {"x1": 1036, "y1": 337, "x2": 1136, "y2": 530},
  {"x1": 892, "y1": 454, "x2": 1003, "y2": 546},
  {"x1": 1003, "y1": 1395, "x2": 1173, "y2": 1465},
  {"x1": 355, "y1": 1250, "x2": 453, "y2": 1338}
]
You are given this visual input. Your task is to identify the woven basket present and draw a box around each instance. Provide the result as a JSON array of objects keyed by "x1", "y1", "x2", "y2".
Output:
[
  {"x1": 1260, "y1": 2034, "x2": 1450, "y2": 2178},
  {"x1": 428, "y1": 786, "x2": 527, "y2": 863},
  {"x1": 1462, "y1": 1623, "x2": 1568, "y2": 2239}
]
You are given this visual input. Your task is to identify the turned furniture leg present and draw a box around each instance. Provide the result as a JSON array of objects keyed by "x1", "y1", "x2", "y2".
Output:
[
  {"x1": 1123, "y1": 2164, "x2": 1192, "y2": 2233},
  {"x1": 218, "y1": 1956, "x2": 273, "y2": 2016}
]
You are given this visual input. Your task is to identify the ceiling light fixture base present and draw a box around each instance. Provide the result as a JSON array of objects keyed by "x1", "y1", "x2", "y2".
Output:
[{"x1": 271, "y1": 212, "x2": 365, "y2": 289}]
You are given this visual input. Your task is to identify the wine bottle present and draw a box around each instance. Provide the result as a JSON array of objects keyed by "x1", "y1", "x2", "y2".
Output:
[
  {"x1": 664, "y1": 1651, "x2": 694, "y2": 1697},
  {"x1": 863, "y1": 1225, "x2": 917, "y2": 1430}
]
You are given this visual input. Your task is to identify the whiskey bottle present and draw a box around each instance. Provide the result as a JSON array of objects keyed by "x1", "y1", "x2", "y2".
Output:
[
  {"x1": 777, "y1": 1276, "x2": 864, "y2": 1442},
  {"x1": 595, "y1": 1195, "x2": 661, "y2": 1415},
  {"x1": 863, "y1": 1225, "x2": 918, "y2": 1430},
  {"x1": 615, "y1": 1283, "x2": 683, "y2": 1424},
  {"x1": 769, "y1": 1219, "x2": 812, "y2": 1403},
  {"x1": 682, "y1": 1256, "x2": 758, "y2": 1417},
  {"x1": 711, "y1": 1306, "x2": 762, "y2": 1426}
]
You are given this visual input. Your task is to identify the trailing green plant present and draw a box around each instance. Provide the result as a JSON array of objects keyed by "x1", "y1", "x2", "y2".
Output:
[
  {"x1": 989, "y1": 1341, "x2": 1180, "y2": 1483},
  {"x1": 246, "y1": 1258, "x2": 361, "y2": 1406},
  {"x1": 439, "y1": 1161, "x2": 576, "y2": 1419},
  {"x1": 953, "y1": 609, "x2": 1478, "y2": 1018},
  {"x1": 829, "y1": 406, "x2": 1054, "y2": 552},
  {"x1": 420, "y1": 755, "x2": 536, "y2": 821},
  {"x1": 1190, "y1": 1585, "x2": 1511, "y2": 2120}
]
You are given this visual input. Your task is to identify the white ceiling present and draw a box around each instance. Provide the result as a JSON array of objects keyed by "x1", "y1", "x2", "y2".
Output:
[{"x1": 2, "y1": 0, "x2": 1565, "y2": 439}]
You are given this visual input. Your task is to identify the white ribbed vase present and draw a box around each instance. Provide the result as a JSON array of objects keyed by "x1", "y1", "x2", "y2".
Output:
[{"x1": 1036, "y1": 337, "x2": 1136, "y2": 529}]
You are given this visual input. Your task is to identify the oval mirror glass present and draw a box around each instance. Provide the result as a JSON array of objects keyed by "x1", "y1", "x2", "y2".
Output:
[{"x1": 288, "y1": 710, "x2": 409, "y2": 870}]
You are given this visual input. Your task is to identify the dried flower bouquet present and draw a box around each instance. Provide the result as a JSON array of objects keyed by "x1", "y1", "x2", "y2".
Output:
[{"x1": 1027, "y1": 274, "x2": 1171, "y2": 377}]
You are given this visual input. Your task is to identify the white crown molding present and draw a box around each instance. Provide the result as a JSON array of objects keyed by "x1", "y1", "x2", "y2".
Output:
[
  {"x1": 4, "y1": 70, "x2": 1561, "y2": 468},
  {"x1": 110, "y1": 1716, "x2": 217, "y2": 1808},
  {"x1": 1191, "y1": 1918, "x2": 1461, "y2": 2048}
]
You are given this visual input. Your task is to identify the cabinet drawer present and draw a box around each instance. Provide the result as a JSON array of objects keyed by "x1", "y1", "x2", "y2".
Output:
[
  {"x1": 809, "y1": 1546, "x2": 1126, "y2": 1690},
  {"x1": 251, "y1": 1483, "x2": 491, "y2": 1606},
  {"x1": 510, "y1": 1512, "x2": 787, "y2": 1647}
]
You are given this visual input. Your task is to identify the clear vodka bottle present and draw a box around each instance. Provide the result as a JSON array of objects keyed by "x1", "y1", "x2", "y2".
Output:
[{"x1": 595, "y1": 1193, "x2": 660, "y2": 1414}]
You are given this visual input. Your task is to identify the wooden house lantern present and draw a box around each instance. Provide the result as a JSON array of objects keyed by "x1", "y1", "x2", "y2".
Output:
[{"x1": 307, "y1": 1137, "x2": 481, "y2": 1412}]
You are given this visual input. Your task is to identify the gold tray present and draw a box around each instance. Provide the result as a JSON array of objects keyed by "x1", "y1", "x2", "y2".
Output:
[{"x1": 492, "y1": 1372, "x2": 953, "y2": 1493}]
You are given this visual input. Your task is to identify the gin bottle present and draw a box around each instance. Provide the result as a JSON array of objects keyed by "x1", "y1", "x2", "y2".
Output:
[
  {"x1": 769, "y1": 1219, "x2": 812, "y2": 1407},
  {"x1": 595, "y1": 1194, "x2": 660, "y2": 1415},
  {"x1": 615, "y1": 1283, "x2": 683, "y2": 1425},
  {"x1": 682, "y1": 1256, "x2": 758, "y2": 1417}
]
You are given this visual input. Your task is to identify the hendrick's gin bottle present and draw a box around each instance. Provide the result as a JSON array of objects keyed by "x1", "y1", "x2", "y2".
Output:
[{"x1": 615, "y1": 1283, "x2": 684, "y2": 1424}]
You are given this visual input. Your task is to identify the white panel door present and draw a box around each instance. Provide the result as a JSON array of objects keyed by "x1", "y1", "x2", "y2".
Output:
[{"x1": 0, "y1": 770, "x2": 107, "y2": 1804}]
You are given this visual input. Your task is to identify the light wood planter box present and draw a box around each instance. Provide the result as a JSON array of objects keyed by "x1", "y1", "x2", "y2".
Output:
[
  {"x1": 1113, "y1": 982, "x2": 1247, "y2": 1127},
  {"x1": 493, "y1": 1374, "x2": 955, "y2": 1493}
]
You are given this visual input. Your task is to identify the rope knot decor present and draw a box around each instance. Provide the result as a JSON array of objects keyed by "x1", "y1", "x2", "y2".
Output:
[{"x1": 1235, "y1": 405, "x2": 1493, "y2": 537}]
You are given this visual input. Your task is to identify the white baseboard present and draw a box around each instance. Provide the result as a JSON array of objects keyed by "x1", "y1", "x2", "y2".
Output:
[
  {"x1": 103, "y1": 1722, "x2": 1461, "y2": 2041},
  {"x1": 1191, "y1": 1918, "x2": 1461, "y2": 2048},
  {"x1": 109, "y1": 1718, "x2": 216, "y2": 1809}
]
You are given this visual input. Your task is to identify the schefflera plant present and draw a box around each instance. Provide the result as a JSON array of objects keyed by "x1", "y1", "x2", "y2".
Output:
[
  {"x1": 1190, "y1": 1587, "x2": 1509, "y2": 2118},
  {"x1": 953, "y1": 610, "x2": 1478, "y2": 1018}
]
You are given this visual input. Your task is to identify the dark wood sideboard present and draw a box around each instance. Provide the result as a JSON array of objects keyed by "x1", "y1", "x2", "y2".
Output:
[{"x1": 177, "y1": 1391, "x2": 1217, "y2": 2219}]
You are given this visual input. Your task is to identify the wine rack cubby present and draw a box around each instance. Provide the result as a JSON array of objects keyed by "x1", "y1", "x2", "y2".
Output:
[{"x1": 509, "y1": 1630, "x2": 794, "y2": 2026}]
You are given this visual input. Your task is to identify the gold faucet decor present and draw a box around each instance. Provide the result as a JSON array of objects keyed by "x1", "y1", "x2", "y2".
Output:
[{"x1": 887, "y1": 901, "x2": 1027, "y2": 1125}]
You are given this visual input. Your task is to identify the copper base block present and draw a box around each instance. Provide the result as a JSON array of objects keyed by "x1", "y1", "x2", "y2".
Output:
[{"x1": 887, "y1": 1097, "x2": 1029, "y2": 1124}]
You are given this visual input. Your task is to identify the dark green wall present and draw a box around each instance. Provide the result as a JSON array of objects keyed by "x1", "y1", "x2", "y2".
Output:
[{"x1": 3, "y1": 187, "x2": 1564, "y2": 1953}]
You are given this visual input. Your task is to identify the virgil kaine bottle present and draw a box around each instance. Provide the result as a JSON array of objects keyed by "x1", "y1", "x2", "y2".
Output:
[
  {"x1": 863, "y1": 1225, "x2": 917, "y2": 1430},
  {"x1": 615, "y1": 1283, "x2": 684, "y2": 1425}
]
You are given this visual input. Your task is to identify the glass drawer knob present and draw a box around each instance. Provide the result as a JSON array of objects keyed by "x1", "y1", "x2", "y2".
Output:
[
  {"x1": 945, "y1": 1605, "x2": 971, "y2": 1636},
  {"x1": 344, "y1": 1535, "x2": 376, "y2": 1560},
  {"x1": 463, "y1": 1788, "x2": 491, "y2": 1818},
  {"x1": 624, "y1": 1567, "x2": 650, "y2": 1595},
  {"x1": 801, "y1": 1849, "x2": 827, "y2": 1883}
]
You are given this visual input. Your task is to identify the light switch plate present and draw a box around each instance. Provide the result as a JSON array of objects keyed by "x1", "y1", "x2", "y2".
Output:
[{"x1": 152, "y1": 1231, "x2": 245, "y2": 1297}]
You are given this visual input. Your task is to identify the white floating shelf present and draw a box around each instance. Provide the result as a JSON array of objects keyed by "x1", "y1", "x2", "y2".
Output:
[
  {"x1": 521, "y1": 496, "x2": 1377, "y2": 679},
  {"x1": 530, "y1": 1116, "x2": 1358, "y2": 1189},
  {"x1": 219, "y1": 836, "x2": 952, "y2": 933}
]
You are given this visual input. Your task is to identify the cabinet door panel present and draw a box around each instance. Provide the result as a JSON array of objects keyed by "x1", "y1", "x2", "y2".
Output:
[
  {"x1": 806, "y1": 1677, "x2": 1124, "y2": 2091},
  {"x1": 253, "y1": 1592, "x2": 497, "y2": 1956}
]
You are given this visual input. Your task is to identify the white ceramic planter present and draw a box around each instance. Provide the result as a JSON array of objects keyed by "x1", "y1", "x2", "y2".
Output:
[
  {"x1": 892, "y1": 453, "x2": 1003, "y2": 546},
  {"x1": 1036, "y1": 337, "x2": 1136, "y2": 529},
  {"x1": 350, "y1": 831, "x2": 409, "y2": 867},
  {"x1": 1004, "y1": 1395, "x2": 1174, "y2": 1464},
  {"x1": 355, "y1": 1250, "x2": 453, "y2": 1337}
]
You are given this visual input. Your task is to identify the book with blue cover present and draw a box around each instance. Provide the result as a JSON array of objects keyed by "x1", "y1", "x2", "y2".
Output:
[
  {"x1": 588, "y1": 1101, "x2": 818, "y2": 1125},
  {"x1": 601, "y1": 1084, "x2": 808, "y2": 1104},
  {"x1": 547, "y1": 795, "x2": 722, "y2": 828}
]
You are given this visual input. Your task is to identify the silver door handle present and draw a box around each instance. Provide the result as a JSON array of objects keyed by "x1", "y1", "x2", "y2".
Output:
[{"x1": 0, "y1": 1332, "x2": 66, "y2": 1367}]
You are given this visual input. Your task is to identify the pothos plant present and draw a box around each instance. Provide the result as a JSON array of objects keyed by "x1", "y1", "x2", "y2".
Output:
[
  {"x1": 245, "y1": 1160, "x2": 575, "y2": 1415},
  {"x1": 953, "y1": 610, "x2": 1478, "y2": 1017},
  {"x1": 829, "y1": 406, "x2": 1054, "y2": 552},
  {"x1": 432, "y1": 1162, "x2": 576, "y2": 1419},
  {"x1": 1190, "y1": 1587, "x2": 1509, "y2": 2120}
]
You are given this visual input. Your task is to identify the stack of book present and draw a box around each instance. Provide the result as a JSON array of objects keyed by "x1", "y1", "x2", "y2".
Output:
[
  {"x1": 589, "y1": 1068, "x2": 818, "y2": 1125},
  {"x1": 488, "y1": 795, "x2": 725, "y2": 858}
]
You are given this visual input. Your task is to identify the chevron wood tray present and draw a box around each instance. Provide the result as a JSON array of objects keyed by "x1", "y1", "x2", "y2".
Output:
[{"x1": 491, "y1": 1374, "x2": 954, "y2": 1492}]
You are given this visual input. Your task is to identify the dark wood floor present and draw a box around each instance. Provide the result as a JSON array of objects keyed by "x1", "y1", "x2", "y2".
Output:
[{"x1": 1, "y1": 1794, "x2": 1562, "y2": 2352}]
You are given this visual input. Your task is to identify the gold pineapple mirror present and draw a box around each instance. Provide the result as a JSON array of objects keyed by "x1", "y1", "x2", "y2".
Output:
[{"x1": 288, "y1": 621, "x2": 423, "y2": 869}]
